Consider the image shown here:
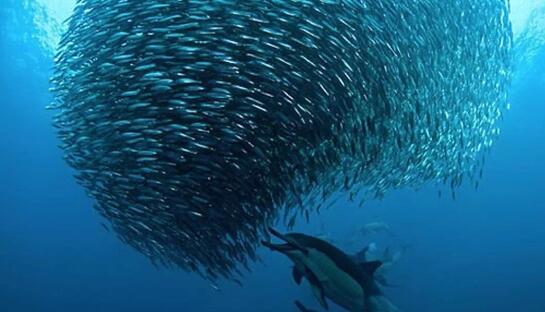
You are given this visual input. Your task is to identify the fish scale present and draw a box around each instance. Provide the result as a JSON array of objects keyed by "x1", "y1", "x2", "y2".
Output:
[{"x1": 51, "y1": 0, "x2": 511, "y2": 280}]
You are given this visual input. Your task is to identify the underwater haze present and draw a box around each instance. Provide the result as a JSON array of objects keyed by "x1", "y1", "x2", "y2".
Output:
[{"x1": 1, "y1": 0, "x2": 545, "y2": 311}]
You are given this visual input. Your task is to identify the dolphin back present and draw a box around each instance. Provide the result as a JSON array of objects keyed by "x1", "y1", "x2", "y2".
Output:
[{"x1": 287, "y1": 232, "x2": 383, "y2": 297}]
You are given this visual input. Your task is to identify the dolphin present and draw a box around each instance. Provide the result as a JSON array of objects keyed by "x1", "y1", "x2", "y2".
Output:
[{"x1": 263, "y1": 228, "x2": 399, "y2": 312}]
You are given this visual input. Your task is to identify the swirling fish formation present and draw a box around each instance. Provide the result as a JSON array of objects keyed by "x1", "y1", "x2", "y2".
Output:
[{"x1": 50, "y1": 0, "x2": 511, "y2": 279}]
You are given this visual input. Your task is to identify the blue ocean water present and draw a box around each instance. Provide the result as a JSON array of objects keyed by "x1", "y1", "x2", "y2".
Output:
[{"x1": 1, "y1": 1, "x2": 544, "y2": 311}]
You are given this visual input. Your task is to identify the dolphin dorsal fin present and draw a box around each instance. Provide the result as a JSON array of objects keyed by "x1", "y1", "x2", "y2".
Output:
[
  {"x1": 310, "y1": 283, "x2": 329, "y2": 310},
  {"x1": 360, "y1": 260, "x2": 382, "y2": 276}
]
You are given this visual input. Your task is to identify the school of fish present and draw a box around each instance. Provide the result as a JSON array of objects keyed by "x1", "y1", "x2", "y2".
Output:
[{"x1": 50, "y1": 0, "x2": 512, "y2": 280}]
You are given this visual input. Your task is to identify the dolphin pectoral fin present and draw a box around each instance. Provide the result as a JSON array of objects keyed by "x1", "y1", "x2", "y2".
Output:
[
  {"x1": 302, "y1": 255, "x2": 329, "y2": 283},
  {"x1": 359, "y1": 260, "x2": 382, "y2": 276},
  {"x1": 305, "y1": 268, "x2": 329, "y2": 307},
  {"x1": 310, "y1": 283, "x2": 329, "y2": 310},
  {"x1": 305, "y1": 263, "x2": 329, "y2": 283},
  {"x1": 292, "y1": 266, "x2": 304, "y2": 285}
]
